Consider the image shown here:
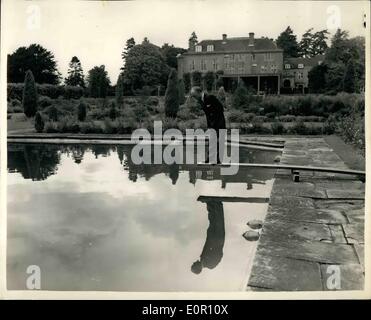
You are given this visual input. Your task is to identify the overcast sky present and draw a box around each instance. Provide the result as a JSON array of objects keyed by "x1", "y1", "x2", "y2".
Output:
[{"x1": 3, "y1": 0, "x2": 368, "y2": 84}]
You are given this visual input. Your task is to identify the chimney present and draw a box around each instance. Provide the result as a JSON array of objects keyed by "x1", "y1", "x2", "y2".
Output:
[
  {"x1": 222, "y1": 34, "x2": 227, "y2": 40},
  {"x1": 248, "y1": 32, "x2": 254, "y2": 46}
]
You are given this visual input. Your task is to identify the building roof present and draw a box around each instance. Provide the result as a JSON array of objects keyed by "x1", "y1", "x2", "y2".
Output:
[
  {"x1": 285, "y1": 55, "x2": 325, "y2": 68},
  {"x1": 188, "y1": 36, "x2": 281, "y2": 53}
]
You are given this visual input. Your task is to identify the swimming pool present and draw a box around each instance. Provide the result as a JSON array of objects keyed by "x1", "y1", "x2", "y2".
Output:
[{"x1": 7, "y1": 143, "x2": 279, "y2": 291}]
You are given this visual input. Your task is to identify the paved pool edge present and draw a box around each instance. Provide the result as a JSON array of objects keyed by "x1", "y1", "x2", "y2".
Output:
[{"x1": 247, "y1": 137, "x2": 365, "y2": 291}]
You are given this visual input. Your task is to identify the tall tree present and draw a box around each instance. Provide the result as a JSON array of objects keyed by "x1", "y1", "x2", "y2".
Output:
[
  {"x1": 311, "y1": 30, "x2": 329, "y2": 56},
  {"x1": 308, "y1": 64, "x2": 328, "y2": 93},
  {"x1": 326, "y1": 29, "x2": 350, "y2": 64},
  {"x1": 161, "y1": 43, "x2": 187, "y2": 69},
  {"x1": 65, "y1": 56, "x2": 85, "y2": 87},
  {"x1": 343, "y1": 59, "x2": 356, "y2": 93},
  {"x1": 87, "y1": 65, "x2": 111, "y2": 98},
  {"x1": 8, "y1": 44, "x2": 60, "y2": 84},
  {"x1": 121, "y1": 37, "x2": 136, "y2": 68},
  {"x1": 276, "y1": 26, "x2": 300, "y2": 58},
  {"x1": 299, "y1": 28, "x2": 314, "y2": 57},
  {"x1": 22, "y1": 70, "x2": 38, "y2": 118},
  {"x1": 164, "y1": 69, "x2": 180, "y2": 118},
  {"x1": 189, "y1": 31, "x2": 198, "y2": 43},
  {"x1": 122, "y1": 41, "x2": 169, "y2": 91}
]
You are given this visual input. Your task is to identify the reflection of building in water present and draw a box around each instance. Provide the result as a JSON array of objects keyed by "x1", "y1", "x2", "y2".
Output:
[
  {"x1": 8, "y1": 144, "x2": 61, "y2": 181},
  {"x1": 8, "y1": 144, "x2": 277, "y2": 186},
  {"x1": 71, "y1": 146, "x2": 85, "y2": 164}
]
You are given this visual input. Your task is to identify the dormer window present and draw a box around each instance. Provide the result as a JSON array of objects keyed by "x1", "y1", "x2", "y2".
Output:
[
  {"x1": 298, "y1": 63, "x2": 304, "y2": 69},
  {"x1": 285, "y1": 64, "x2": 291, "y2": 69},
  {"x1": 207, "y1": 45, "x2": 214, "y2": 52},
  {"x1": 195, "y1": 45, "x2": 202, "y2": 52}
]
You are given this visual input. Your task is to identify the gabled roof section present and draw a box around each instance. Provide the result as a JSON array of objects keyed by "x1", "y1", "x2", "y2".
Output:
[
  {"x1": 190, "y1": 36, "x2": 281, "y2": 53},
  {"x1": 285, "y1": 55, "x2": 325, "y2": 68}
]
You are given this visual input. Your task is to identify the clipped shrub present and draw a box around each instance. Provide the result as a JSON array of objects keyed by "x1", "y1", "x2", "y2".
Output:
[
  {"x1": 34, "y1": 111, "x2": 44, "y2": 132},
  {"x1": 178, "y1": 79, "x2": 186, "y2": 105},
  {"x1": 78, "y1": 101, "x2": 87, "y2": 121},
  {"x1": 231, "y1": 80, "x2": 249, "y2": 109},
  {"x1": 109, "y1": 102, "x2": 117, "y2": 120},
  {"x1": 164, "y1": 69, "x2": 180, "y2": 118},
  {"x1": 22, "y1": 70, "x2": 38, "y2": 118}
]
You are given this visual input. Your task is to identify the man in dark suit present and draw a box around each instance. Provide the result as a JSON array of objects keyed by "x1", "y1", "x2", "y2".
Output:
[
  {"x1": 191, "y1": 200, "x2": 225, "y2": 274},
  {"x1": 190, "y1": 87, "x2": 226, "y2": 164}
]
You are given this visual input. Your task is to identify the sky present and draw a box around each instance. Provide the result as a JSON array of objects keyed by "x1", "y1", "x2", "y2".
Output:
[{"x1": 2, "y1": 0, "x2": 368, "y2": 84}]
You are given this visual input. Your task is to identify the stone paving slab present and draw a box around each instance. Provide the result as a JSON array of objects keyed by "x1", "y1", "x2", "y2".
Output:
[
  {"x1": 256, "y1": 236, "x2": 359, "y2": 265},
  {"x1": 248, "y1": 254, "x2": 322, "y2": 291},
  {"x1": 247, "y1": 137, "x2": 365, "y2": 291},
  {"x1": 262, "y1": 219, "x2": 333, "y2": 242},
  {"x1": 266, "y1": 207, "x2": 348, "y2": 225}
]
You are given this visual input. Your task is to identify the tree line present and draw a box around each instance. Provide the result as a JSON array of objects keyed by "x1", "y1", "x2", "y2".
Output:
[{"x1": 7, "y1": 28, "x2": 365, "y2": 96}]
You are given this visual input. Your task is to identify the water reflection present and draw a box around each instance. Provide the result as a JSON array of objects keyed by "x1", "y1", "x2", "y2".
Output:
[
  {"x1": 192, "y1": 200, "x2": 225, "y2": 274},
  {"x1": 8, "y1": 144, "x2": 276, "y2": 187},
  {"x1": 7, "y1": 143, "x2": 278, "y2": 291}
]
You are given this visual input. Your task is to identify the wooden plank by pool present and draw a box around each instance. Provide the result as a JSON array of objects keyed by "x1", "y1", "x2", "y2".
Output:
[
  {"x1": 197, "y1": 196, "x2": 270, "y2": 203},
  {"x1": 197, "y1": 162, "x2": 365, "y2": 177}
]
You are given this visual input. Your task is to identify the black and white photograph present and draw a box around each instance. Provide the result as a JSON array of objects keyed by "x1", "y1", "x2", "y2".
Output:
[{"x1": 0, "y1": 0, "x2": 369, "y2": 298}]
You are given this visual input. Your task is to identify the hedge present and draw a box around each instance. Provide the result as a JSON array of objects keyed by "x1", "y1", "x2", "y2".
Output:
[{"x1": 8, "y1": 83, "x2": 85, "y2": 100}]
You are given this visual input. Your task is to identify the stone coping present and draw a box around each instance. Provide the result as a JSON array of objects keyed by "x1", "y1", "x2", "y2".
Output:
[{"x1": 247, "y1": 137, "x2": 365, "y2": 291}]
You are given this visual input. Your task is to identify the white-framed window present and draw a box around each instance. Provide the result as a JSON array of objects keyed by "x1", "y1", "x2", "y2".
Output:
[
  {"x1": 207, "y1": 45, "x2": 214, "y2": 52},
  {"x1": 261, "y1": 65, "x2": 267, "y2": 72},
  {"x1": 298, "y1": 63, "x2": 304, "y2": 69},
  {"x1": 271, "y1": 64, "x2": 277, "y2": 72},
  {"x1": 285, "y1": 64, "x2": 291, "y2": 69},
  {"x1": 212, "y1": 58, "x2": 218, "y2": 70},
  {"x1": 195, "y1": 45, "x2": 202, "y2": 52},
  {"x1": 297, "y1": 72, "x2": 303, "y2": 79}
]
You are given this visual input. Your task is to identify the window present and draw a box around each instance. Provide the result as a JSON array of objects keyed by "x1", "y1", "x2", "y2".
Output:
[
  {"x1": 190, "y1": 60, "x2": 195, "y2": 71},
  {"x1": 298, "y1": 63, "x2": 304, "y2": 69},
  {"x1": 318, "y1": 61, "x2": 323, "y2": 65},
  {"x1": 201, "y1": 59, "x2": 207, "y2": 70},
  {"x1": 212, "y1": 59, "x2": 218, "y2": 70},
  {"x1": 207, "y1": 45, "x2": 214, "y2": 52},
  {"x1": 264, "y1": 53, "x2": 272, "y2": 61},
  {"x1": 285, "y1": 64, "x2": 291, "y2": 69},
  {"x1": 261, "y1": 65, "x2": 267, "y2": 72},
  {"x1": 251, "y1": 53, "x2": 256, "y2": 61},
  {"x1": 195, "y1": 45, "x2": 202, "y2": 52},
  {"x1": 297, "y1": 72, "x2": 303, "y2": 79},
  {"x1": 271, "y1": 64, "x2": 277, "y2": 72}
]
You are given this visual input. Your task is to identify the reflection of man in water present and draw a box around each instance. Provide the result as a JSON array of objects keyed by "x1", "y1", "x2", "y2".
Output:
[{"x1": 191, "y1": 201, "x2": 225, "y2": 274}]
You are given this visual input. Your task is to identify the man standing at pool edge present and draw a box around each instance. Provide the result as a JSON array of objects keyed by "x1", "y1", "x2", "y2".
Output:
[{"x1": 190, "y1": 86, "x2": 226, "y2": 164}]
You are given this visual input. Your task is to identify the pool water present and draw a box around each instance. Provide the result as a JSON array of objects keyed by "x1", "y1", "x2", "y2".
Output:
[{"x1": 7, "y1": 143, "x2": 278, "y2": 291}]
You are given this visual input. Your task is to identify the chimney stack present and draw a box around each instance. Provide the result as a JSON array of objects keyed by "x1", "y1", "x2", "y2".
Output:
[
  {"x1": 222, "y1": 34, "x2": 227, "y2": 41},
  {"x1": 249, "y1": 32, "x2": 255, "y2": 46}
]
